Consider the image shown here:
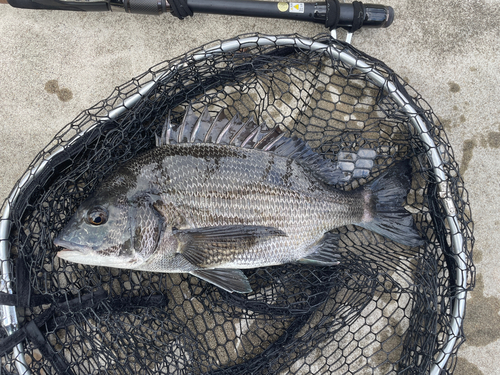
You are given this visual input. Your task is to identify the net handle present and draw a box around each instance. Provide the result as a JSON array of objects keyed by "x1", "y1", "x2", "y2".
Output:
[
  {"x1": 3, "y1": 0, "x2": 394, "y2": 31},
  {"x1": 0, "y1": 35, "x2": 466, "y2": 374}
]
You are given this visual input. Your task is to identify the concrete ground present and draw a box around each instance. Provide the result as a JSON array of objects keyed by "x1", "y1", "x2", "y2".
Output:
[{"x1": 0, "y1": 0, "x2": 498, "y2": 373}]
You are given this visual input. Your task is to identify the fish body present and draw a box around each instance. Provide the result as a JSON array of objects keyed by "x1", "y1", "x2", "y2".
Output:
[{"x1": 54, "y1": 107, "x2": 422, "y2": 293}]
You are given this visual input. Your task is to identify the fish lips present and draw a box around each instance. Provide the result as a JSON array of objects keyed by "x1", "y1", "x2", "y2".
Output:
[
  {"x1": 54, "y1": 237, "x2": 143, "y2": 268},
  {"x1": 54, "y1": 238, "x2": 109, "y2": 267},
  {"x1": 54, "y1": 238, "x2": 93, "y2": 257}
]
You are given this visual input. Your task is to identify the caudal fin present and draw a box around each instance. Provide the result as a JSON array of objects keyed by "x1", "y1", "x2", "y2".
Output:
[{"x1": 358, "y1": 160, "x2": 424, "y2": 247}]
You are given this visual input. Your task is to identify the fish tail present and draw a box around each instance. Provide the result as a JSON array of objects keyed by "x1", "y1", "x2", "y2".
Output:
[{"x1": 357, "y1": 160, "x2": 424, "y2": 247}]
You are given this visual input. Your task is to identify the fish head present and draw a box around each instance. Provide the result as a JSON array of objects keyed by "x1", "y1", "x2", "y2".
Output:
[{"x1": 54, "y1": 192, "x2": 164, "y2": 269}]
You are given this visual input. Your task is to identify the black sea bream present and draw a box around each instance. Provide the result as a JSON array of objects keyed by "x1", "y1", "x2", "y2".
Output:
[{"x1": 54, "y1": 106, "x2": 423, "y2": 293}]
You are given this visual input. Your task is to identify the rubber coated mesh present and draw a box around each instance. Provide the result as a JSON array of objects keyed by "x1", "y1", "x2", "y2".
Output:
[{"x1": 0, "y1": 34, "x2": 474, "y2": 375}]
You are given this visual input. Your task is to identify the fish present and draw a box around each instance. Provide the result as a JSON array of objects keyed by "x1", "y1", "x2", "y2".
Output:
[{"x1": 54, "y1": 105, "x2": 423, "y2": 293}]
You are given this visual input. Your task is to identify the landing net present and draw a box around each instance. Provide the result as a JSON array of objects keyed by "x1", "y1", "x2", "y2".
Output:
[{"x1": 0, "y1": 34, "x2": 474, "y2": 375}]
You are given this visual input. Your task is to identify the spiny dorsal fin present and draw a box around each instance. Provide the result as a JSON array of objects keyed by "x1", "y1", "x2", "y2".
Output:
[
  {"x1": 229, "y1": 115, "x2": 259, "y2": 147},
  {"x1": 178, "y1": 104, "x2": 198, "y2": 143},
  {"x1": 157, "y1": 105, "x2": 274, "y2": 149},
  {"x1": 156, "y1": 105, "x2": 377, "y2": 185},
  {"x1": 190, "y1": 106, "x2": 211, "y2": 143},
  {"x1": 156, "y1": 110, "x2": 173, "y2": 147},
  {"x1": 218, "y1": 112, "x2": 243, "y2": 145}
]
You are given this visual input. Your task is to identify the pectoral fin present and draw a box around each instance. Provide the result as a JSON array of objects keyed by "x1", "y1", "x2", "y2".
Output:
[
  {"x1": 174, "y1": 225, "x2": 286, "y2": 240},
  {"x1": 174, "y1": 225, "x2": 286, "y2": 268},
  {"x1": 190, "y1": 269, "x2": 252, "y2": 293}
]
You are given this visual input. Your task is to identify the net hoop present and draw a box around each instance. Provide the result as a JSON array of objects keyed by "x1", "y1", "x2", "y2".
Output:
[{"x1": 0, "y1": 34, "x2": 469, "y2": 375}]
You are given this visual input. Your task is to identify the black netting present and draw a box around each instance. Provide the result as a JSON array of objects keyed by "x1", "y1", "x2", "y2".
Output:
[{"x1": 0, "y1": 34, "x2": 474, "y2": 375}]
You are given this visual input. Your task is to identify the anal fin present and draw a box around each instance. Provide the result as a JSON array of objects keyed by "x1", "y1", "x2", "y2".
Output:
[
  {"x1": 191, "y1": 269, "x2": 252, "y2": 293},
  {"x1": 298, "y1": 232, "x2": 341, "y2": 266}
]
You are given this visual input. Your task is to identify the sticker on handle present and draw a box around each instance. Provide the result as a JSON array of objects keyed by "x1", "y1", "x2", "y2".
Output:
[
  {"x1": 277, "y1": 2, "x2": 289, "y2": 12},
  {"x1": 289, "y1": 3, "x2": 304, "y2": 13}
]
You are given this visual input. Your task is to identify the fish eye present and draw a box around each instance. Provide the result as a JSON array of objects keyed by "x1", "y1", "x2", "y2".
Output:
[{"x1": 86, "y1": 207, "x2": 108, "y2": 226}]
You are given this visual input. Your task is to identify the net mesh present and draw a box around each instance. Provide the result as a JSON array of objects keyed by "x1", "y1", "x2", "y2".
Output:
[{"x1": 0, "y1": 34, "x2": 474, "y2": 375}]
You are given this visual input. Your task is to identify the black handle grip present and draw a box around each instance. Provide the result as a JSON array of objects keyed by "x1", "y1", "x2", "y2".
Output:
[
  {"x1": 6, "y1": 0, "x2": 394, "y2": 30},
  {"x1": 7, "y1": 0, "x2": 109, "y2": 11}
]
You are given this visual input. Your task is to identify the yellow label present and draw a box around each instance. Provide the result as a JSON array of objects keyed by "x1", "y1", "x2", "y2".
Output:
[
  {"x1": 277, "y1": 2, "x2": 289, "y2": 12},
  {"x1": 290, "y1": 3, "x2": 304, "y2": 13}
]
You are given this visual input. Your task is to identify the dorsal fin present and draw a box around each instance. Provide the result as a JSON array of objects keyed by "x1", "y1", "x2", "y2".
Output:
[
  {"x1": 218, "y1": 113, "x2": 243, "y2": 145},
  {"x1": 156, "y1": 110, "x2": 174, "y2": 147},
  {"x1": 205, "y1": 110, "x2": 228, "y2": 143},
  {"x1": 178, "y1": 104, "x2": 198, "y2": 143},
  {"x1": 190, "y1": 106, "x2": 212, "y2": 143},
  {"x1": 156, "y1": 105, "x2": 377, "y2": 185},
  {"x1": 229, "y1": 115, "x2": 259, "y2": 147}
]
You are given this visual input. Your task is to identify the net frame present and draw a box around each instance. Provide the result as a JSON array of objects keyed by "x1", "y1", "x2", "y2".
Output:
[{"x1": 0, "y1": 33, "x2": 472, "y2": 375}]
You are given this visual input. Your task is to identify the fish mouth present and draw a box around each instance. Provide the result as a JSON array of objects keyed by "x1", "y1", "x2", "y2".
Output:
[
  {"x1": 54, "y1": 238, "x2": 142, "y2": 268},
  {"x1": 53, "y1": 238, "x2": 93, "y2": 255}
]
